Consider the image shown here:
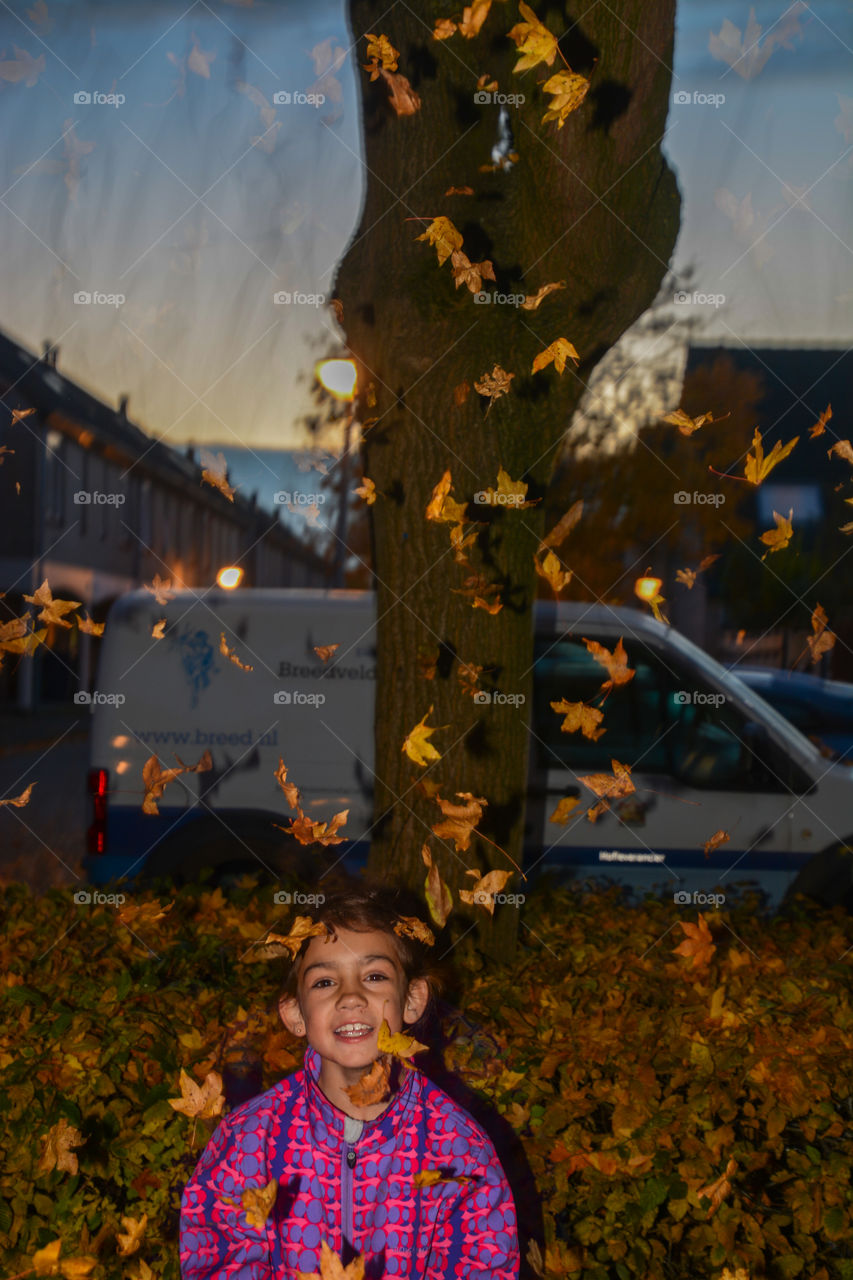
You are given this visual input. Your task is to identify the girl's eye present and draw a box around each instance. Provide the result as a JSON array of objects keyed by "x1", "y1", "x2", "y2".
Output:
[
  {"x1": 312, "y1": 978, "x2": 333, "y2": 988},
  {"x1": 367, "y1": 972, "x2": 389, "y2": 982}
]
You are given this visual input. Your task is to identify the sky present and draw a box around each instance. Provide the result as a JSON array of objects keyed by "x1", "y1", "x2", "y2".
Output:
[{"x1": 0, "y1": 0, "x2": 851, "y2": 495}]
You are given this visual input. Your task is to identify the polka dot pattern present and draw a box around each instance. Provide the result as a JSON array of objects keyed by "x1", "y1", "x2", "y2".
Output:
[{"x1": 180, "y1": 1045, "x2": 519, "y2": 1278}]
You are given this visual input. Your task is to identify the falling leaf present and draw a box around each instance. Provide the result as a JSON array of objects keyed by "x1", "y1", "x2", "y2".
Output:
[
  {"x1": 394, "y1": 916, "x2": 435, "y2": 946},
  {"x1": 449, "y1": 522, "x2": 478, "y2": 565},
  {"x1": 508, "y1": 1, "x2": 559, "y2": 72},
  {"x1": 663, "y1": 408, "x2": 730, "y2": 437},
  {"x1": 532, "y1": 338, "x2": 580, "y2": 375},
  {"x1": 535, "y1": 549, "x2": 572, "y2": 594},
  {"x1": 744, "y1": 427, "x2": 798, "y2": 485},
  {"x1": 584, "y1": 637, "x2": 635, "y2": 693},
  {"x1": 476, "y1": 73, "x2": 498, "y2": 92},
  {"x1": 0, "y1": 45, "x2": 45, "y2": 86},
  {"x1": 23, "y1": 579, "x2": 81, "y2": 629},
  {"x1": 521, "y1": 281, "x2": 566, "y2": 311},
  {"x1": 476, "y1": 465, "x2": 536, "y2": 507},
  {"x1": 233, "y1": 1180, "x2": 278, "y2": 1230},
  {"x1": 363, "y1": 32, "x2": 399, "y2": 79},
  {"x1": 354, "y1": 477, "x2": 377, "y2": 504},
  {"x1": 809, "y1": 403, "x2": 832, "y2": 438},
  {"x1": 578, "y1": 759, "x2": 634, "y2": 800},
  {"x1": 403, "y1": 706, "x2": 444, "y2": 767},
  {"x1": 549, "y1": 795, "x2": 580, "y2": 824},
  {"x1": 76, "y1": 614, "x2": 104, "y2": 636},
  {"x1": 421, "y1": 843, "x2": 453, "y2": 927},
  {"x1": 676, "y1": 554, "x2": 719, "y2": 589},
  {"x1": 457, "y1": 660, "x2": 484, "y2": 698},
  {"x1": 220, "y1": 632, "x2": 254, "y2": 671},
  {"x1": 313, "y1": 644, "x2": 339, "y2": 663},
  {"x1": 377, "y1": 1017, "x2": 428, "y2": 1060},
  {"x1": 541, "y1": 71, "x2": 590, "y2": 128},
  {"x1": 188, "y1": 34, "x2": 216, "y2": 78},
  {"x1": 709, "y1": 1, "x2": 805, "y2": 79},
  {"x1": 431, "y1": 792, "x2": 488, "y2": 852},
  {"x1": 806, "y1": 604, "x2": 835, "y2": 664},
  {"x1": 417, "y1": 647, "x2": 438, "y2": 680},
  {"x1": 379, "y1": 67, "x2": 421, "y2": 115},
  {"x1": 0, "y1": 782, "x2": 36, "y2": 808},
  {"x1": 474, "y1": 364, "x2": 515, "y2": 407},
  {"x1": 550, "y1": 699, "x2": 605, "y2": 741},
  {"x1": 145, "y1": 573, "x2": 173, "y2": 605},
  {"x1": 828, "y1": 439, "x2": 853, "y2": 466},
  {"x1": 416, "y1": 215, "x2": 462, "y2": 266},
  {"x1": 433, "y1": 18, "x2": 457, "y2": 39},
  {"x1": 444, "y1": 185, "x2": 474, "y2": 196},
  {"x1": 37, "y1": 1117, "x2": 84, "y2": 1175},
  {"x1": 151, "y1": 618, "x2": 166, "y2": 639},
  {"x1": 277, "y1": 808, "x2": 349, "y2": 846},
  {"x1": 11, "y1": 406, "x2": 36, "y2": 425},
  {"x1": 760, "y1": 508, "x2": 793, "y2": 558},
  {"x1": 274, "y1": 758, "x2": 301, "y2": 809},
  {"x1": 539, "y1": 499, "x2": 583, "y2": 552},
  {"x1": 450, "y1": 249, "x2": 495, "y2": 293},
  {"x1": 142, "y1": 749, "x2": 212, "y2": 815},
  {"x1": 199, "y1": 448, "x2": 235, "y2": 501},
  {"x1": 261, "y1": 916, "x2": 327, "y2": 958},
  {"x1": 458, "y1": 868, "x2": 512, "y2": 914},
  {"x1": 345, "y1": 1057, "x2": 391, "y2": 1106},
  {"x1": 672, "y1": 914, "x2": 716, "y2": 970},
  {"x1": 458, "y1": 0, "x2": 492, "y2": 37},
  {"x1": 454, "y1": 381, "x2": 470, "y2": 405},
  {"x1": 426, "y1": 470, "x2": 467, "y2": 524},
  {"x1": 704, "y1": 829, "x2": 730, "y2": 858},
  {"x1": 168, "y1": 1068, "x2": 225, "y2": 1119},
  {"x1": 116, "y1": 1215, "x2": 148, "y2": 1258},
  {"x1": 0, "y1": 445, "x2": 15, "y2": 464}
]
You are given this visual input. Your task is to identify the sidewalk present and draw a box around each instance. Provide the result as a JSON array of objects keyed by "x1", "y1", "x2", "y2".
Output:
[{"x1": 0, "y1": 704, "x2": 89, "y2": 757}]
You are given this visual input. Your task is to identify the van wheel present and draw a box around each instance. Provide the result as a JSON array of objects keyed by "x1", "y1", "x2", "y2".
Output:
[{"x1": 781, "y1": 842, "x2": 853, "y2": 915}]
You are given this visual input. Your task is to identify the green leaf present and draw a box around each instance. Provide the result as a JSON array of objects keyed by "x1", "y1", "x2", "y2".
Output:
[
  {"x1": 804, "y1": 1144, "x2": 821, "y2": 1165},
  {"x1": 0, "y1": 1198, "x2": 12, "y2": 1236},
  {"x1": 773, "y1": 1255, "x2": 804, "y2": 1277},
  {"x1": 638, "y1": 1177, "x2": 669, "y2": 1214},
  {"x1": 824, "y1": 1205, "x2": 846, "y2": 1239}
]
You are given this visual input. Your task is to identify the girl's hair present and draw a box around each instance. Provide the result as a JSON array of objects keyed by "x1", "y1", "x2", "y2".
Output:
[{"x1": 278, "y1": 882, "x2": 447, "y2": 1030}]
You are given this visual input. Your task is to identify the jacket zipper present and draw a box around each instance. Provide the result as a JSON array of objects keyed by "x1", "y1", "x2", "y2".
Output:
[{"x1": 342, "y1": 1143, "x2": 356, "y2": 1256}]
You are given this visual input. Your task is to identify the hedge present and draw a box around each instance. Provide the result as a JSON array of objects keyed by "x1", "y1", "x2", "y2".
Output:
[{"x1": 1, "y1": 875, "x2": 852, "y2": 1279}]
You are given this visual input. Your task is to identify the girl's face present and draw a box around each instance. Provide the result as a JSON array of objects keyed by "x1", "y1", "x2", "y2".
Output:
[{"x1": 279, "y1": 927, "x2": 428, "y2": 1085}]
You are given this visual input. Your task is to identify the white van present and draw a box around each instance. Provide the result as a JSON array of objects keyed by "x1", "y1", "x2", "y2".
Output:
[{"x1": 84, "y1": 588, "x2": 853, "y2": 912}]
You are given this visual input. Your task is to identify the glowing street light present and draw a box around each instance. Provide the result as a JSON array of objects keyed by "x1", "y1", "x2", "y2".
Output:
[
  {"x1": 634, "y1": 575, "x2": 663, "y2": 603},
  {"x1": 217, "y1": 565, "x2": 244, "y2": 589},
  {"x1": 315, "y1": 358, "x2": 357, "y2": 402}
]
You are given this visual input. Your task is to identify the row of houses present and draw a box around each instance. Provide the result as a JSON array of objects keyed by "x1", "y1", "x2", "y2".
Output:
[{"x1": 0, "y1": 331, "x2": 330, "y2": 706}]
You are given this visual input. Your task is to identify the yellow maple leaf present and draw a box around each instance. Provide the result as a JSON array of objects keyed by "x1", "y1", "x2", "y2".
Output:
[
  {"x1": 116, "y1": 1214, "x2": 148, "y2": 1258},
  {"x1": 584, "y1": 636, "x2": 635, "y2": 693},
  {"x1": 261, "y1": 916, "x2": 327, "y2": 959},
  {"x1": 541, "y1": 70, "x2": 590, "y2": 127},
  {"x1": 425, "y1": 470, "x2": 467, "y2": 524},
  {"x1": 23, "y1": 578, "x2": 81, "y2": 629},
  {"x1": 744, "y1": 427, "x2": 798, "y2": 484},
  {"x1": 550, "y1": 699, "x2": 605, "y2": 741},
  {"x1": 531, "y1": 337, "x2": 580, "y2": 374},
  {"x1": 298, "y1": 1239, "x2": 366, "y2": 1280},
  {"x1": 354, "y1": 477, "x2": 377, "y2": 505},
  {"x1": 759, "y1": 508, "x2": 793, "y2": 558},
  {"x1": 508, "y1": 0, "x2": 558, "y2": 73},
  {"x1": 240, "y1": 1179, "x2": 278, "y2": 1229},
  {"x1": 458, "y1": 867, "x2": 513, "y2": 914},
  {"x1": 535, "y1": 549, "x2": 572, "y2": 594},
  {"x1": 402, "y1": 706, "x2": 444, "y2": 767},
  {"x1": 450, "y1": 249, "x2": 495, "y2": 293},
  {"x1": 363, "y1": 32, "x2": 398, "y2": 79},
  {"x1": 458, "y1": 0, "x2": 492, "y2": 37},
  {"x1": 520, "y1": 281, "x2": 565, "y2": 311},
  {"x1": 168, "y1": 1068, "x2": 225, "y2": 1119},
  {"x1": 377, "y1": 1016, "x2": 428, "y2": 1059},
  {"x1": 473, "y1": 364, "x2": 515, "y2": 407},
  {"x1": 416, "y1": 215, "x2": 463, "y2": 266},
  {"x1": 477, "y1": 465, "x2": 536, "y2": 507},
  {"x1": 76, "y1": 614, "x2": 104, "y2": 636},
  {"x1": 672, "y1": 914, "x2": 716, "y2": 970},
  {"x1": 549, "y1": 795, "x2": 580, "y2": 824}
]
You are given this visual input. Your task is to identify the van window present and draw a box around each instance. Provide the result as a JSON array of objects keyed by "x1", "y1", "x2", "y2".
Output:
[{"x1": 531, "y1": 633, "x2": 787, "y2": 792}]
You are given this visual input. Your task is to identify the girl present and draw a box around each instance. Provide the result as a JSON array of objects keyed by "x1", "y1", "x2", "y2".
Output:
[{"x1": 180, "y1": 885, "x2": 520, "y2": 1279}]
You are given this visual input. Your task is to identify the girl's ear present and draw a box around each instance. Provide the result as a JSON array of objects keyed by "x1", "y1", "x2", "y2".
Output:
[
  {"x1": 279, "y1": 995, "x2": 306, "y2": 1036},
  {"x1": 402, "y1": 977, "x2": 429, "y2": 1026}
]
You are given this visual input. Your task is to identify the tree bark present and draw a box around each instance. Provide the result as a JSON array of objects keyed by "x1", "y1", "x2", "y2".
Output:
[{"x1": 336, "y1": 0, "x2": 680, "y2": 958}]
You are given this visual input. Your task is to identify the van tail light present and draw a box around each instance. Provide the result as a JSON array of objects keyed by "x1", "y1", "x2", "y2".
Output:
[{"x1": 86, "y1": 768, "x2": 109, "y2": 855}]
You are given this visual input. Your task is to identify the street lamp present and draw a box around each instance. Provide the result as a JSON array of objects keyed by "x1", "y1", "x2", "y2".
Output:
[
  {"x1": 315, "y1": 358, "x2": 358, "y2": 588},
  {"x1": 634, "y1": 576, "x2": 663, "y2": 603},
  {"x1": 217, "y1": 565, "x2": 244, "y2": 589}
]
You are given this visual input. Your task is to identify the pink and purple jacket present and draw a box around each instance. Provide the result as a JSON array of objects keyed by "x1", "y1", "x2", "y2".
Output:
[{"x1": 180, "y1": 1045, "x2": 520, "y2": 1279}]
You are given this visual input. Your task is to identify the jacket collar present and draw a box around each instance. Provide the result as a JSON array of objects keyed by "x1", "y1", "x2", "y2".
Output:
[{"x1": 302, "y1": 1046, "x2": 421, "y2": 1153}]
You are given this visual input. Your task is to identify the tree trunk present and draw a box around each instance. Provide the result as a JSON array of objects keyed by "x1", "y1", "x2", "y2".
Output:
[{"x1": 336, "y1": 0, "x2": 680, "y2": 959}]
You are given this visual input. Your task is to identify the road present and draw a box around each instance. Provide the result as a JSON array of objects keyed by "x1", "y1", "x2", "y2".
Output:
[{"x1": 0, "y1": 708, "x2": 88, "y2": 892}]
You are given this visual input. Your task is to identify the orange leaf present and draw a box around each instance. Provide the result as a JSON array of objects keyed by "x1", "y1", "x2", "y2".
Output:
[
  {"x1": 261, "y1": 916, "x2": 327, "y2": 958},
  {"x1": 393, "y1": 916, "x2": 435, "y2": 946},
  {"x1": 273, "y1": 758, "x2": 301, "y2": 809},
  {"x1": 806, "y1": 603, "x2": 835, "y2": 664},
  {"x1": 662, "y1": 407, "x2": 729, "y2": 437},
  {"x1": 531, "y1": 338, "x2": 579, "y2": 375},
  {"x1": 23, "y1": 578, "x2": 81, "y2": 629},
  {"x1": 808, "y1": 403, "x2": 831, "y2": 438},
  {"x1": 578, "y1": 759, "x2": 634, "y2": 799},
  {"x1": 431, "y1": 791, "x2": 487, "y2": 852},
  {"x1": 313, "y1": 644, "x2": 340, "y2": 663},
  {"x1": 0, "y1": 782, "x2": 36, "y2": 808},
  {"x1": 354, "y1": 477, "x2": 377, "y2": 505},
  {"x1": 704, "y1": 829, "x2": 730, "y2": 858},
  {"x1": 549, "y1": 795, "x2": 580, "y2": 824},
  {"x1": 584, "y1": 636, "x2": 635, "y2": 693},
  {"x1": 145, "y1": 573, "x2": 174, "y2": 605},
  {"x1": 142, "y1": 749, "x2": 211, "y2": 815},
  {"x1": 168, "y1": 1068, "x2": 225, "y2": 1119},
  {"x1": 379, "y1": 67, "x2": 421, "y2": 115},
  {"x1": 277, "y1": 808, "x2": 349, "y2": 846},
  {"x1": 759, "y1": 508, "x2": 793, "y2": 558},
  {"x1": 220, "y1": 632, "x2": 253, "y2": 671},
  {"x1": 473, "y1": 364, "x2": 514, "y2": 406},
  {"x1": 672, "y1": 914, "x2": 716, "y2": 970},
  {"x1": 362, "y1": 32, "x2": 398, "y2": 79},
  {"x1": 458, "y1": 868, "x2": 512, "y2": 914},
  {"x1": 520, "y1": 281, "x2": 565, "y2": 311},
  {"x1": 550, "y1": 698, "x2": 605, "y2": 741},
  {"x1": 344, "y1": 1057, "x2": 391, "y2": 1107},
  {"x1": 199, "y1": 448, "x2": 235, "y2": 501},
  {"x1": 377, "y1": 1017, "x2": 428, "y2": 1059},
  {"x1": 450, "y1": 249, "x2": 495, "y2": 293},
  {"x1": 416, "y1": 215, "x2": 463, "y2": 266},
  {"x1": 744, "y1": 427, "x2": 798, "y2": 484},
  {"x1": 828, "y1": 438, "x2": 853, "y2": 466}
]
